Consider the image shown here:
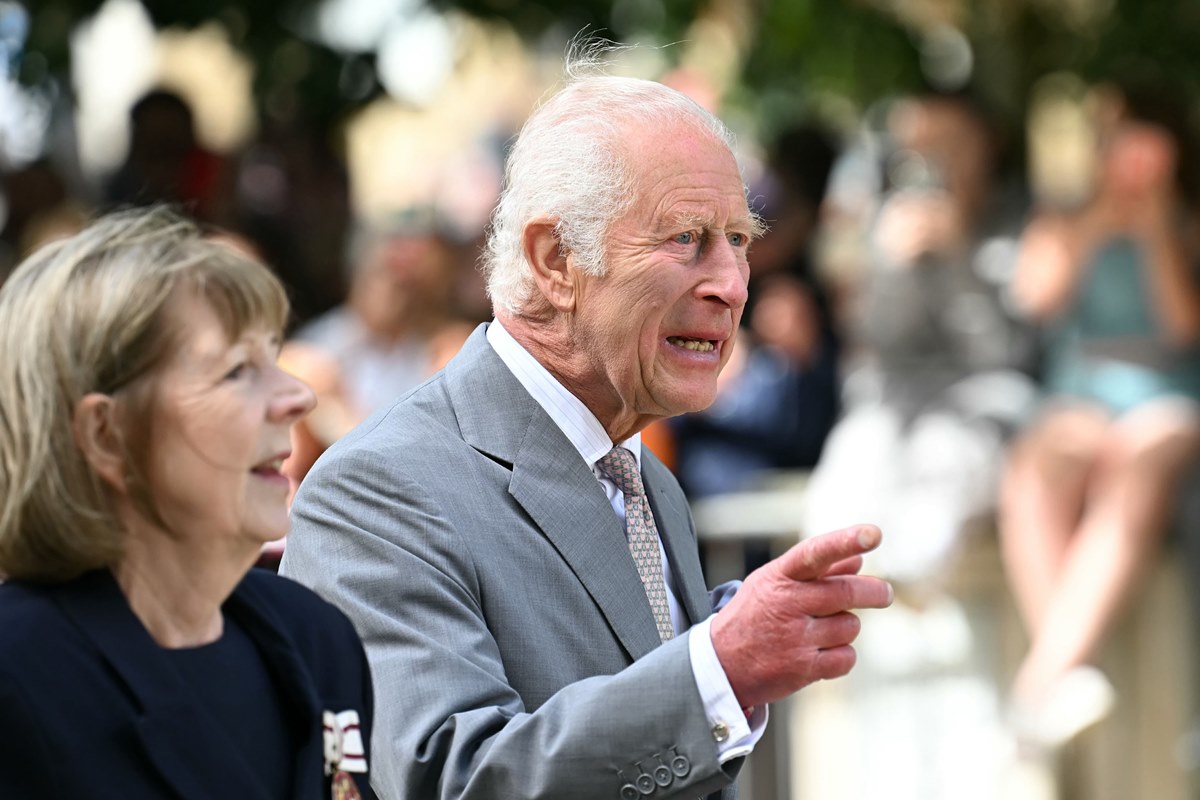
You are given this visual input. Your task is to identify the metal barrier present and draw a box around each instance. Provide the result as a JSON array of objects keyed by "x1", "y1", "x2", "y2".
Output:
[{"x1": 691, "y1": 473, "x2": 810, "y2": 800}]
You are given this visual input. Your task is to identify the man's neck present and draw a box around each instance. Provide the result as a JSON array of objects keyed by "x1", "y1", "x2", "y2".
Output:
[{"x1": 496, "y1": 313, "x2": 657, "y2": 443}]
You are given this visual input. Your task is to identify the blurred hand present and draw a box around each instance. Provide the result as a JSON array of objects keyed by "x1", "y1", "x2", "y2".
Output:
[
  {"x1": 710, "y1": 524, "x2": 893, "y2": 709},
  {"x1": 872, "y1": 190, "x2": 964, "y2": 267}
]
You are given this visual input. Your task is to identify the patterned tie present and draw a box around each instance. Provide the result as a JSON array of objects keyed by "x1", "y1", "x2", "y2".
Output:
[{"x1": 597, "y1": 446, "x2": 674, "y2": 642}]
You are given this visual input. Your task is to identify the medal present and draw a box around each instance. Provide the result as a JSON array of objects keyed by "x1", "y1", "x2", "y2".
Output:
[
  {"x1": 324, "y1": 708, "x2": 368, "y2": 799},
  {"x1": 331, "y1": 769, "x2": 362, "y2": 800}
]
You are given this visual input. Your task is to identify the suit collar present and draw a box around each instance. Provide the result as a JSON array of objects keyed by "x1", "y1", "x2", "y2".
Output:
[
  {"x1": 55, "y1": 570, "x2": 323, "y2": 800},
  {"x1": 444, "y1": 324, "x2": 537, "y2": 466},
  {"x1": 446, "y1": 325, "x2": 710, "y2": 655}
]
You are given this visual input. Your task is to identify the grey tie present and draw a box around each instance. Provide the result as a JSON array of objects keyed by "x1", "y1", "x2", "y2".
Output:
[{"x1": 597, "y1": 446, "x2": 674, "y2": 642}]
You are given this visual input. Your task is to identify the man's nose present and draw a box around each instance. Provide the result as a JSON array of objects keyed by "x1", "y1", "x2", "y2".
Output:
[{"x1": 698, "y1": 239, "x2": 749, "y2": 310}]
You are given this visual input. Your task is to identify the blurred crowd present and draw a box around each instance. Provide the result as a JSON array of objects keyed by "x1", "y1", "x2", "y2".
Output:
[{"x1": 7, "y1": 67, "x2": 1200, "y2": 772}]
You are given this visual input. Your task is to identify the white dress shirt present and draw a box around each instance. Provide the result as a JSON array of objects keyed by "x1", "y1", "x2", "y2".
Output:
[{"x1": 487, "y1": 320, "x2": 764, "y2": 762}]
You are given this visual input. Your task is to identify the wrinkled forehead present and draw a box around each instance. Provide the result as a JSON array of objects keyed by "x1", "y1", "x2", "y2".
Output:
[{"x1": 621, "y1": 122, "x2": 756, "y2": 228}]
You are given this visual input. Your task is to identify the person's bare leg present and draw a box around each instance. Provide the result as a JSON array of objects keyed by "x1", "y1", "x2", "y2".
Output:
[
  {"x1": 1011, "y1": 402, "x2": 1200, "y2": 704},
  {"x1": 999, "y1": 405, "x2": 1108, "y2": 633}
]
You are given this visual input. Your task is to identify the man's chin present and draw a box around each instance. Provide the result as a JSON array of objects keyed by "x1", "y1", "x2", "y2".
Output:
[{"x1": 655, "y1": 388, "x2": 718, "y2": 418}]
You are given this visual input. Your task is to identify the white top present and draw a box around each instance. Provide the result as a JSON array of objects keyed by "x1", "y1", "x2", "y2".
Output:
[{"x1": 487, "y1": 319, "x2": 763, "y2": 761}]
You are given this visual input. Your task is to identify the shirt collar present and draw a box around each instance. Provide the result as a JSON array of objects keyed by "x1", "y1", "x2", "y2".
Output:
[{"x1": 486, "y1": 318, "x2": 641, "y2": 469}]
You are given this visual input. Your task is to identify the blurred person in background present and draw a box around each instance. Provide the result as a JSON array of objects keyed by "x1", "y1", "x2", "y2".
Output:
[
  {"x1": 233, "y1": 117, "x2": 353, "y2": 327},
  {"x1": 0, "y1": 158, "x2": 87, "y2": 282},
  {"x1": 104, "y1": 88, "x2": 234, "y2": 227},
  {"x1": 998, "y1": 81, "x2": 1200, "y2": 750},
  {"x1": 803, "y1": 90, "x2": 1038, "y2": 588},
  {"x1": 279, "y1": 212, "x2": 472, "y2": 495},
  {"x1": 669, "y1": 123, "x2": 841, "y2": 499},
  {"x1": 0, "y1": 208, "x2": 375, "y2": 798}
]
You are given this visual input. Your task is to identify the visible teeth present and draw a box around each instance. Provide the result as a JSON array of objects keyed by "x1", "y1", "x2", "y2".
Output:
[{"x1": 667, "y1": 336, "x2": 714, "y2": 352}]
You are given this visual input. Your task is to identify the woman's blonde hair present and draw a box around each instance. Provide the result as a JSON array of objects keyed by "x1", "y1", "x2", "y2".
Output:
[{"x1": 0, "y1": 207, "x2": 290, "y2": 582}]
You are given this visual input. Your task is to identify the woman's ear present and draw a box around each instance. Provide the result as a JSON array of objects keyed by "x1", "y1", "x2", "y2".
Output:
[
  {"x1": 522, "y1": 218, "x2": 576, "y2": 312},
  {"x1": 72, "y1": 393, "x2": 128, "y2": 493}
]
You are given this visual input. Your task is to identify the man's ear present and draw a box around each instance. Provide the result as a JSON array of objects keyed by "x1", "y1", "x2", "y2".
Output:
[
  {"x1": 72, "y1": 393, "x2": 128, "y2": 493},
  {"x1": 522, "y1": 218, "x2": 576, "y2": 312}
]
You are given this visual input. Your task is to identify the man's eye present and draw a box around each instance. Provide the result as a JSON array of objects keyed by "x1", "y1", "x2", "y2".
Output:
[
  {"x1": 673, "y1": 231, "x2": 697, "y2": 245},
  {"x1": 729, "y1": 232, "x2": 747, "y2": 247},
  {"x1": 224, "y1": 362, "x2": 247, "y2": 381}
]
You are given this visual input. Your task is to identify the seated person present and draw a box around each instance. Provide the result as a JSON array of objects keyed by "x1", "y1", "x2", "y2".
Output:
[{"x1": 999, "y1": 82, "x2": 1200, "y2": 750}]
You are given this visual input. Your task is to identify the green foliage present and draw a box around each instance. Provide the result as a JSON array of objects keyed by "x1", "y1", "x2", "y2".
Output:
[
  {"x1": 18, "y1": 0, "x2": 1200, "y2": 132},
  {"x1": 740, "y1": 0, "x2": 923, "y2": 137}
]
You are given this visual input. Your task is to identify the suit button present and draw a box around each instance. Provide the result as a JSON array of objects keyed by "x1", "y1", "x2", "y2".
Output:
[
  {"x1": 671, "y1": 754, "x2": 691, "y2": 778},
  {"x1": 620, "y1": 784, "x2": 640, "y2": 800},
  {"x1": 635, "y1": 773, "x2": 656, "y2": 795},
  {"x1": 653, "y1": 764, "x2": 673, "y2": 788},
  {"x1": 711, "y1": 721, "x2": 731, "y2": 743}
]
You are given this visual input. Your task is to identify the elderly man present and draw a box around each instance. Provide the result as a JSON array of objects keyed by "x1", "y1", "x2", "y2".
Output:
[{"x1": 281, "y1": 65, "x2": 892, "y2": 800}]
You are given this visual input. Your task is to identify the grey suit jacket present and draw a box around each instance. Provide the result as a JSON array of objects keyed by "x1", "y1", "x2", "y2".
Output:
[{"x1": 282, "y1": 323, "x2": 742, "y2": 800}]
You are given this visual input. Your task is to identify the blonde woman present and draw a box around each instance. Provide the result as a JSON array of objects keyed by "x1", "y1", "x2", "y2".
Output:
[{"x1": 0, "y1": 208, "x2": 375, "y2": 799}]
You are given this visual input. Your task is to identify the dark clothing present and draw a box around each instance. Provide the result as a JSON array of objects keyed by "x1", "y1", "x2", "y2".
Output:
[
  {"x1": 0, "y1": 568, "x2": 375, "y2": 799},
  {"x1": 671, "y1": 341, "x2": 839, "y2": 497},
  {"x1": 166, "y1": 613, "x2": 295, "y2": 797}
]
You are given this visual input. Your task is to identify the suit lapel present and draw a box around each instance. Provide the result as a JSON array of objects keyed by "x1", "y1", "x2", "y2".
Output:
[
  {"x1": 508, "y1": 411, "x2": 664, "y2": 661},
  {"x1": 447, "y1": 325, "x2": 663, "y2": 661},
  {"x1": 642, "y1": 453, "x2": 712, "y2": 627},
  {"x1": 55, "y1": 571, "x2": 271, "y2": 800}
]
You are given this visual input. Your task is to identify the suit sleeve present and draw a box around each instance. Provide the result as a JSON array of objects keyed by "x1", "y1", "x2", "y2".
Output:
[{"x1": 281, "y1": 447, "x2": 738, "y2": 800}]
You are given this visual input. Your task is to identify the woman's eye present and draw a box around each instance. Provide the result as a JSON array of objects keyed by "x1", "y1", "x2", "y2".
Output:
[{"x1": 224, "y1": 362, "x2": 247, "y2": 381}]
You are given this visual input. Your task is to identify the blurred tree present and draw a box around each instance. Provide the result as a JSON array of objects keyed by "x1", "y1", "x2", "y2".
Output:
[{"x1": 19, "y1": 0, "x2": 1200, "y2": 133}]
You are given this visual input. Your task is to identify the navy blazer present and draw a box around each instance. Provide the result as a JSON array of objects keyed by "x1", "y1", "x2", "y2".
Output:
[{"x1": 0, "y1": 568, "x2": 375, "y2": 799}]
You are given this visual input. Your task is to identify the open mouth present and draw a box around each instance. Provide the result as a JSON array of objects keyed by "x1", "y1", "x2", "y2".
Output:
[
  {"x1": 251, "y1": 456, "x2": 287, "y2": 477},
  {"x1": 666, "y1": 336, "x2": 716, "y2": 353}
]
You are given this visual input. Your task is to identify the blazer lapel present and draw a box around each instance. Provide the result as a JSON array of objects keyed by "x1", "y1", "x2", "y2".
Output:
[
  {"x1": 446, "y1": 325, "x2": 663, "y2": 661},
  {"x1": 55, "y1": 571, "x2": 271, "y2": 800},
  {"x1": 642, "y1": 454, "x2": 713, "y2": 627},
  {"x1": 225, "y1": 580, "x2": 325, "y2": 800},
  {"x1": 508, "y1": 411, "x2": 664, "y2": 661}
]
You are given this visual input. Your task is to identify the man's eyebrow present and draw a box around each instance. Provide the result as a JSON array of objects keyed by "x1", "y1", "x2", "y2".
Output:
[
  {"x1": 656, "y1": 210, "x2": 766, "y2": 239},
  {"x1": 735, "y1": 213, "x2": 768, "y2": 239},
  {"x1": 660, "y1": 211, "x2": 711, "y2": 231}
]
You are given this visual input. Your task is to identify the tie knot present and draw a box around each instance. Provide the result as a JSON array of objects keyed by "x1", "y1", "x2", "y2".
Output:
[{"x1": 597, "y1": 446, "x2": 644, "y2": 497}]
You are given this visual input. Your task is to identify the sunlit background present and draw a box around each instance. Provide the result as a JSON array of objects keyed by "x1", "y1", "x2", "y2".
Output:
[
  {"x1": 6, "y1": 1, "x2": 1200, "y2": 799},
  {"x1": 12, "y1": 0, "x2": 1184, "y2": 215}
]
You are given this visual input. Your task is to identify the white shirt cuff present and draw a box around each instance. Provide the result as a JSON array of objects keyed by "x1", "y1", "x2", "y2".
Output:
[{"x1": 688, "y1": 616, "x2": 768, "y2": 763}]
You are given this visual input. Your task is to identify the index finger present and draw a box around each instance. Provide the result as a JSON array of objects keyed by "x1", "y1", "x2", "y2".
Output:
[{"x1": 778, "y1": 525, "x2": 882, "y2": 582}]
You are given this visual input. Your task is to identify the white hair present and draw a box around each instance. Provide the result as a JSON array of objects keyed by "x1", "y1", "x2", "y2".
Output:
[{"x1": 483, "y1": 48, "x2": 738, "y2": 316}]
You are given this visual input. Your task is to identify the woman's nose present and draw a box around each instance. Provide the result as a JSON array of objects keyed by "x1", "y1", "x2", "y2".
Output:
[{"x1": 272, "y1": 367, "x2": 318, "y2": 422}]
